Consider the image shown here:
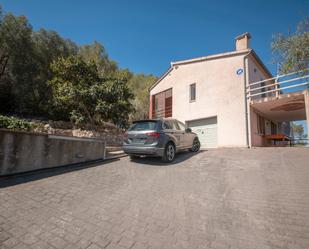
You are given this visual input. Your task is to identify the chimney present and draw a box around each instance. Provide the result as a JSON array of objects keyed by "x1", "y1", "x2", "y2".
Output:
[{"x1": 235, "y1": 32, "x2": 251, "y2": 51}]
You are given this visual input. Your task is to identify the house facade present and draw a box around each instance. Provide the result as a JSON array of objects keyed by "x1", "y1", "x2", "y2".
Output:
[{"x1": 149, "y1": 33, "x2": 309, "y2": 148}]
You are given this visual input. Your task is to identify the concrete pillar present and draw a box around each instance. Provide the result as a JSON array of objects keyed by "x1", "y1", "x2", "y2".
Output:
[{"x1": 305, "y1": 90, "x2": 309, "y2": 140}]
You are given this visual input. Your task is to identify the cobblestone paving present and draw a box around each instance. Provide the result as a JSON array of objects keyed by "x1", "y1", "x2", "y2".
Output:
[{"x1": 1, "y1": 148, "x2": 309, "y2": 249}]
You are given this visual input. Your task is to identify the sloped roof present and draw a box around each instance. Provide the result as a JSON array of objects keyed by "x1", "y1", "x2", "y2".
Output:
[{"x1": 149, "y1": 49, "x2": 272, "y2": 91}]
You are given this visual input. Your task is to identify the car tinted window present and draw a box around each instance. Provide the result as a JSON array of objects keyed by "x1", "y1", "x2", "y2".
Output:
[
  {"x1": 177, "y1": 121, "x2": 186, "y2": 131},
  {"x1": 129, "y1": 121, "x2": 157, "y2": 131},
  {"x1": 162, "y1": 121, "x2": 172, "y2": 130}
]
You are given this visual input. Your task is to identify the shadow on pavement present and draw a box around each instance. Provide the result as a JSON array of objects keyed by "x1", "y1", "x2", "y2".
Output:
[
  {"x1": 129, "y1": 150, "x2": 205, "y2": 166},
  {"x1": 0, "y1": 158, "x2": 119, "y2": 188}
]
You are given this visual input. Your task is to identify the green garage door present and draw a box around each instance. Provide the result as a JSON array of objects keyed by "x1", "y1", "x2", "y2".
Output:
[{"x1": 187, "y1": 117, "x2": 217, "y2": 149}]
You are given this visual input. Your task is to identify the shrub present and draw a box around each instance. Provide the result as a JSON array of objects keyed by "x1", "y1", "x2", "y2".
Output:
[{"x1": 0, "y1": 115, "x2": 35, "y2": 131}]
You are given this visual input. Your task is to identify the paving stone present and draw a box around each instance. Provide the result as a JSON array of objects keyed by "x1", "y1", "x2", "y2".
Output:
[
  {"x1": 11, "y1": 243, "x2": 29, "y2": 249},
  {"x1": 105, "y1": 243, "x2": 125, "y2": 249},
  {"x1": 92, "y1": 234, "x2": 111, "y2": 248},
  {"x1": 47, "y1": 236, "x2": 68, "y2": 249},
  {"x1": 0, "y1": 148, "x2": 309, "y2": 249},
  {"x1": 117, "y1": 236, "x2": 135, "y2": 248},
  {"x1": 20, "y1": 233, "x2": 39, "y2": 245},
  {"x1": 131, "y1": 242, "x2": 149, "y2": 249},
  {"x1": 8, "y1": 227, "x2": 27, "y2": 238},
  {"x1": 0, "y1": 237, "x2": 20, "y2": 248},
  {"x1": 63, "y1": 232, "x2": 80, "y2": 244},
  {"x1": 0, "y1": 231, "x2": 10, "y2": 243},
  {"x1": 76, "y1": 238, "x2": 92, "y2": 249},
  {"x1": 30, "y1": 240, "x2": 54, "y2": 249},
  {"x1": 86, "y1": 243, "x2": 104, "y2": 249}
]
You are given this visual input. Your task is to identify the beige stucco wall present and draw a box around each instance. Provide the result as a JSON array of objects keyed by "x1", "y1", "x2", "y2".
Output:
[
  {"x1": 150, "y1": 54, "x2": 249, "y2": 147},
  {"x1": 250, "y1": 108, "x2": 265, "y2": 147},
  {"x1": 247, "y1": 55, "x2": 273, "y2": 100},
  {"x1": 247, "y1": 55, "x2": 272, "y2": 147}
]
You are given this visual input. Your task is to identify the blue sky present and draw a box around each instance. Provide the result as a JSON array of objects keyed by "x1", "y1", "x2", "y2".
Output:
[
  {"x1": 1, "y1": 0, "x2": 308, "y2": 133},
  {"x1": 1, "y1": 0, "x2": 308, "y2": 77}
]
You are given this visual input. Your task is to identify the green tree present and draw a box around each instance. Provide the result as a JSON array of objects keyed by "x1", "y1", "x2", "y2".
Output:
[
  {"x1": 292, "y1": 123, "x2": 305, "y2": 138},
  {"x1": 272, "y1": 15, "x2": 309, "y2": 73},
  {"x1": 0, "y1": 8, "x2": 79, "y2": 117},
  {"x1": 31, "y1": 28, "x2": 78, "y2": 116},
  {"x1": 0, "y1": 5, "x2": 154, "y2": 128},
  {"x1": 49, "y1": 56, "x2": 134, "y2": 128},
  {"x1": 0, "y1": 11, "x2": 36, "y2": 114},
  {"x1": 79, "y1": 41, "x2": 118, "y2": 76},
  {"x1": 127, "y1": 74, "x2": 157, "y2": 121}
]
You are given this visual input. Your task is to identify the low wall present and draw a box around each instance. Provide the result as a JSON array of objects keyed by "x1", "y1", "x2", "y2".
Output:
[{"x1": 0, "y1": 129, "x2": 105, "y2": 176}]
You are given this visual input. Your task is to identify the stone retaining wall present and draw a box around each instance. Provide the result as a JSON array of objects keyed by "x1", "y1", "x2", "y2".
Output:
[{"x1": 0, "y1": 129, "x2": 106, "y2": 176}]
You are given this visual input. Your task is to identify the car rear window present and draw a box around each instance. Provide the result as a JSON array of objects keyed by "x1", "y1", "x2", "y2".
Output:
[{"x1": 129, "y1": 121, "x2": 157, "y2": 131}]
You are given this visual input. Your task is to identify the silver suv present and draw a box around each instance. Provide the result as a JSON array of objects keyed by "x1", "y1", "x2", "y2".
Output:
[{"x1": 123, "y1": 118, "x2": 200, "y2": 162}]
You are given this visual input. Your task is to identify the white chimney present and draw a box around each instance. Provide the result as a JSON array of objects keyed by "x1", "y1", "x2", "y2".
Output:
[{"x1": 235, "y1": 32, "x2": 251, "y2": 51}]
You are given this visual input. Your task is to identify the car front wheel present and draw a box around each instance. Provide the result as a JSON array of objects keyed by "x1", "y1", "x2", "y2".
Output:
[
  {"x1": 189, "y1": 138, "x2": 200, "y2": 152},
  {"x1": 162, "y1": 142, "x2": 175, "y2": 162}
]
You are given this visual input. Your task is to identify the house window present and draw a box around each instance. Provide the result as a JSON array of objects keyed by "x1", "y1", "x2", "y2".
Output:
[
  {"x1": 190, "y1": 83, "x2": 196, "y2": 102},
  {"x1": 152, "y1": 88, "x2": 173, "y2": 118},
  {"x1": 257, "y1": 114, "x2": 265, "y2": 135},
  {"x1": 271, "y1": 122, "x2": 277, "y2": 135},
  {"x1": 154, "y1": 95, "x2": 159, "y2": 111}
]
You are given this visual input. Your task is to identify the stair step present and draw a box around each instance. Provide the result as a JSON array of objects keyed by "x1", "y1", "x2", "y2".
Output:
[
  {"x1": 106, "y1": 146, "x2": 122, "y2": 152},
  {"x1": 108, "y1": 150, "x2": 124, "y2": 155}
]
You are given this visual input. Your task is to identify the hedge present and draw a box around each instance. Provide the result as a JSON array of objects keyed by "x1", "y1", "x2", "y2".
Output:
[{"x1": 0, "y1": 115, "x2": 35, "y2": 131}]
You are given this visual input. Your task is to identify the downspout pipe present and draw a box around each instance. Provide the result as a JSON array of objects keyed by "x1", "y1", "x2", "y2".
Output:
[{"x1": 243, "y1": 50, "x2": 252, "y2": 148}]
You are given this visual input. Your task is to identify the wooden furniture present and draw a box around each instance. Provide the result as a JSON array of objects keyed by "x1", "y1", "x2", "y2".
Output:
[{"x1": 264, "y1": 134, "x2": 291, "y2": 146}]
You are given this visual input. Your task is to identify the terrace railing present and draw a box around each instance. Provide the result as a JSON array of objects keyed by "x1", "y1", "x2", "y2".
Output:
[{"x1": 247, "y1": 69, "x2": 309, "y2": 101}]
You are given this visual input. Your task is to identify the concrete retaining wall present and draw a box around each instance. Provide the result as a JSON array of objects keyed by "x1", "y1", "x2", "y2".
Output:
[{"x1": 0, "y1": 129, "x2": 105, "y2": 176}]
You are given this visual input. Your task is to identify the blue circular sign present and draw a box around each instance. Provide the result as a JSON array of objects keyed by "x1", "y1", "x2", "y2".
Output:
[{"x1": 236, "y1": 68, "x2": 244, "y2": 75}]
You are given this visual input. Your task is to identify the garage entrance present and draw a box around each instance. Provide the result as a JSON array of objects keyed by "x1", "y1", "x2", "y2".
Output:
[{"x1": 187, "y1": 117, "x2": 217, "y2": 149}]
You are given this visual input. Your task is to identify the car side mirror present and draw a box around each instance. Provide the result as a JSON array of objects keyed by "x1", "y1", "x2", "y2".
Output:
[{"x1": 185, "y1": 128, "x2": 192, "y2": 133}]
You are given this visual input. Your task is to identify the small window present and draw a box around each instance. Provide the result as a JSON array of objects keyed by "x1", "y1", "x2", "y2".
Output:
[
  {"x1": 190, "y1": 83, "x2": 196, "y2": 102},
  {"x1": 162, "y1": 121, "x2": 172, "y2": 130},
  {"x1": 271, "y1": 122, "x2": 277, "y2": 135},
  {"x1": 257, "y1": 114, "x2": 265, "y2": 135},
  {"x1": 171, "y1": 120, "x2": 180, "y2": 130},
  {"x1": 154, "y1": 95, "x2": 159, "y2": 111},
  {"x1": 177, "y1": 121, "x2": 186, "y2": 131}
]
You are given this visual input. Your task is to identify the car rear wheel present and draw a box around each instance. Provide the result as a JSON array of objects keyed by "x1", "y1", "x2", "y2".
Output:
[
  {"x1": 129, "y1": 155, "x2": 140, "y2": 160},
  {"x1": 162, "y1": 142, "x2": 175, "y2": 162},
  {"x1": 189, "y1": 138, "x2": 200, "y2": 152}
]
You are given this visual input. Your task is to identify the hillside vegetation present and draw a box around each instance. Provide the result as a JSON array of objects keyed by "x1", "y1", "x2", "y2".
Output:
[{"x1": 0, "y1": 6, "x2": 156, "y2": 128}]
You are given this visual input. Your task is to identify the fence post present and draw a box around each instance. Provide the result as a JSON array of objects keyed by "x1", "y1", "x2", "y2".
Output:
[
  {"x1": 305, "y1": 90, "x2": 309, "y2": 143},
  {"x1": 275, "y1": 76, "x2": 279, "y2": 98}
]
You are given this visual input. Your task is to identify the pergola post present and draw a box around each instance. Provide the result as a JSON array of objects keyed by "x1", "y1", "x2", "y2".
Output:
[{"x1": 305, "y1": 90, "x2": 309, "y2": 140}]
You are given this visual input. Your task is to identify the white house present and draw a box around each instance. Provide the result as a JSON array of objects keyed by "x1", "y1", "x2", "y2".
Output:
[{"x1": 148, "y1": 33, "x2": 309, "y2": 148}]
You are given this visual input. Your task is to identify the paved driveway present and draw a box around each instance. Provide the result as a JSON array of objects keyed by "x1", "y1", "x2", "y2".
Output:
[{"x1": 0, "y1": 148, "x2": 309, "y2": 249}]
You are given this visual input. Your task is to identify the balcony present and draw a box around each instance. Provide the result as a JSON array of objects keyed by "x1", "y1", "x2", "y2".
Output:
[{"x1": 247, "y1": 70, "x2": 309, "y2": 122}]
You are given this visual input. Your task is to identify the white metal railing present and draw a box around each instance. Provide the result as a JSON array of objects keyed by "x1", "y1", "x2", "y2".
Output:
[{"x1": 247, "y1": 69, "x2": 309, "y2": 100}]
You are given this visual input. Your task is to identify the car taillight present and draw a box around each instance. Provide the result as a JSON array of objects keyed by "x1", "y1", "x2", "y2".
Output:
[{"x1": 146, "y1": 132, "x2": 161, "y2": 138}]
